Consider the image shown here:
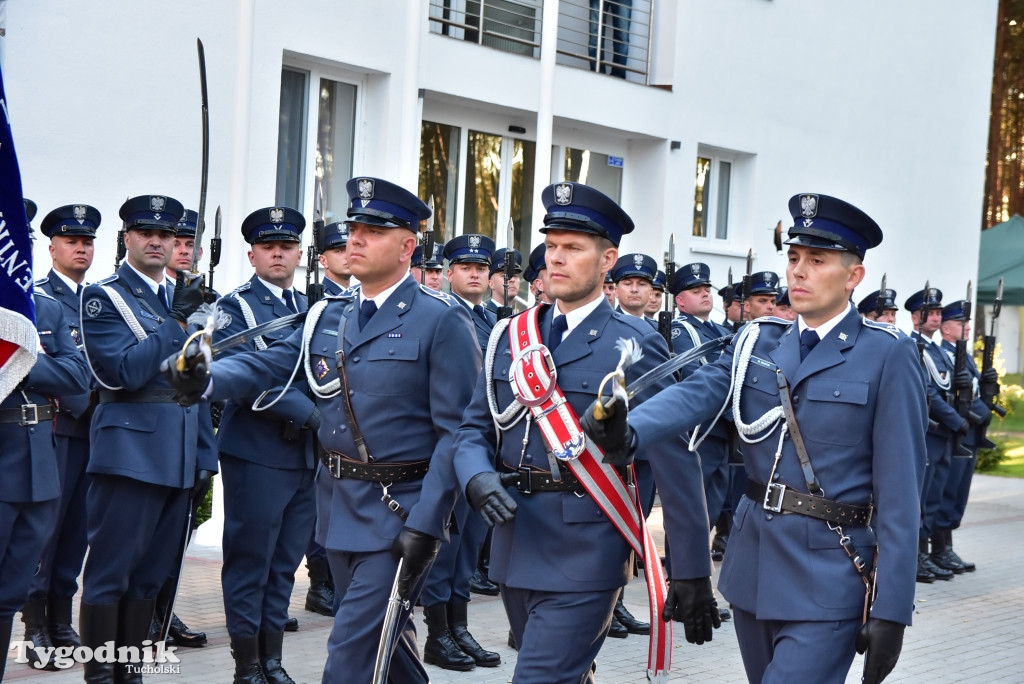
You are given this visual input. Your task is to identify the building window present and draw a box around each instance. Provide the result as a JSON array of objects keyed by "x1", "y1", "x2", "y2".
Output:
[
  {"x1": 564, "y1": 147, "x2": 623, "y2": 203},
  {"x1": 315, "y1": 79, "x2": 357, "y2": 224},
  {"x1": 693, "y1": 153, "x2": 732, "y2": 240},
  {"x1": 428, "y1": 0, "x2": 542, "y2": 58},
  {"x1": 555, "y1": 0, "x2": 653, "y2": 84},
  {"x1": 419, "y1": 121, "x2": 462, "y2": 243},
  {"x1": 276, "y1": 68, "x2": 309, "y2": 211}
]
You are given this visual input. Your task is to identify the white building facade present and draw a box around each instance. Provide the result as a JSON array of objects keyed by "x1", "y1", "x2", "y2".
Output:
[{"x1": 1, "y1": 0, "x2": 998, "y2": 329}]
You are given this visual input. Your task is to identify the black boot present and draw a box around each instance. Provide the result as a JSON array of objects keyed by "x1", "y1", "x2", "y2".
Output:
[
  {"x1": 231, "y1": 635, "x2": 269, "y2": 684},
  {"x1": 47, "y1": 595, "x2": 81, "y2": 649},
  {"x1": 259, "y1": 631, "x2": 295, "y2": 684},
  {"x1": 304, "y1": 557, "x2": 335, "y2": 616},
  {"x1": 116, "y1": 597, "x2": 155, "y2": 684},
  {"x1": 80, "y1": 601, "x2": 119, "y2": 684},
  {"x1": 447, "y1": 600, "x2": 500, "y2": 667},
  {"x1": 612, "y1": 590, "x2": 650, "y2": 635},
  {"x1": 607, "y1": 615, "x2": 628, "y2": 638},
  {"x1": 468, "y1": 569, "x2": 500, "y2": 596},
  {"x1": 168, "y1": 614, "x2": 207, "y2": 647},
  {"x1": 918, "y1": 538, "x2": 953, "y2": 581},
  {"x1": 711, "y1": 513, "x2": 730, "y2": 562},
  {"x1": 422, "y1": 603, "x2": 475, "y2": 671},
  {"x1": 945, "y1": 530, "x2": 976, "y2": 572},
  {"x1": 21, "y1": 596, "x2": 59, "y2": 670},
  {"x1": 1, "y1": 613, "x2": 12, "y2": 682},
  {"x1": 283, "y1": 617, "x2": 298, "y2": 632},
  {"x1": 930, "y1": 531, "x2": 965, "y2": 574}
]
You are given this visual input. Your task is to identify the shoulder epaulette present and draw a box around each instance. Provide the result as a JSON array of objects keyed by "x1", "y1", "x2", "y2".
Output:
[
  {"x1": 862, "y1": 317, "x2": 900, "y2": 339},
  {"x1": 34, "y1": 276, "x2": 49, "y2": 286},
  {"x1": 419, "y1": 284, "x2": 455, "y2": 306},
  {"x1": 33, "y1": 289, "x2": 57, "y2": 302},
  {"x1": 228, "y1": 281, "x2": 251, "y2": 294},
  {"x1": 92, "y1": 274, "x2": 119, "y2": 286},
  {"x1": 752, "y1": 315, "x2": 794, "y2": 326}
]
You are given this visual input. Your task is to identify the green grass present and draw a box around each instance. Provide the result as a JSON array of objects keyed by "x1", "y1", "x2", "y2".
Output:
[
  {"x1": 983, "y1": 433, "x2": 1024, "y2": 478},
  {"x1": 991, "y1": 409, "x2": 1024, "y2": 433}
]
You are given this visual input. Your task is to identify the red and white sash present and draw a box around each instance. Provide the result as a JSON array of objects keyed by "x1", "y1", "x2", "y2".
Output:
[{"x1": 506, "y1": 307, "x2": 672, "y2": 681}]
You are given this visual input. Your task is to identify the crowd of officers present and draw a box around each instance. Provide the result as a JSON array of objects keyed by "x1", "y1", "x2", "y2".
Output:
[{"x1": 0, "y1": 178, "x2": 1000, "y2": 684}]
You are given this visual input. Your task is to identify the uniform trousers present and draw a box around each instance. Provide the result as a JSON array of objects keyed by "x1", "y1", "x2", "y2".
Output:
[
  {"x1": 935, "y1": 448, "x2": 977, "y2": 531},
  {"x1": 501, "y1": 584, "x2": 619, "y2": 684},
  {"x1": 82, "y1": 475, "x2": 189, "y2": 604},
  {"x1": 0, "y1": 499, "x2": 59, "y2": 617},
  {"x1": 323, "y1": 548, "x2": 430, "y2": 684},
  {"x1": 920, "y1": 433, "x2": 953, "y2": 539},
  {"x1": 220, "y1": 454, "x2": 315, "y2": 637},
  {"x1": 28, "y1": 433, "x2": 90, "y2": 600},
  {"x1": 732, "y1": 605, "x2": 860, "y2": 684}
]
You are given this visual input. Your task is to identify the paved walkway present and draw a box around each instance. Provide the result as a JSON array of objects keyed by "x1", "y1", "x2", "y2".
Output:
[{"x1": 6, "y1": 474, "x2": 1024, "y2": 683}]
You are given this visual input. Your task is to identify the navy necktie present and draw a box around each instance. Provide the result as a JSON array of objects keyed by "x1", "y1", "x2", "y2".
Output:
[
  {"x1": 549, "y1": 314, "x2": 568, "y2": 354},
  {"x1": 76, "y1": 283, "x2": 83, "y2": 297},
  {"x1": 157, "y1": 284, "x2": 169, "y2": 313},
  {"x1": 283, "y1": 289, "x2": 297, "y2": 313},
  {"x1": 359, "y1": 299, "x2": 377, "y2": 331},
  {"x1": 799, "y1": 328, "x2": 819, "y2": 361},
  {"x1": 704, "y1": 320, "x2": 719, "y2": 337},
  {"x1": 473, "y1": 304, "x2": 488, "y2": 322}
]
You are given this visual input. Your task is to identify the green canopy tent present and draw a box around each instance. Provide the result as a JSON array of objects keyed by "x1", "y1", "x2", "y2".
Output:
[{"x1": 979, "y1": 214, "x2": 1024, "y2": 306}]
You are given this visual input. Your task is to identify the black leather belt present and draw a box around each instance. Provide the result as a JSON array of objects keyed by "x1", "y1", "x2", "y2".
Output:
[
  {"x1": 319, "y1": 448, "x2": 429, "y2": 482},
  {"x1": 499, "y1": 465, "x2": 632, "y2": 495},
  {"x1": 746, "y1": 479, "x2": 873, "y2": 527},
  {"x1": 98, "y1": 389, "x2": 181, "y2": 404},
  {"x1": 0, "y1": 403, "x2": 56, "y2": 425}
]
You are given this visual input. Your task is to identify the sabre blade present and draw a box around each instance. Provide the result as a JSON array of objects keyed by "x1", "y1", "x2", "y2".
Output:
[
  {"x1": 192, "y1": 37, "x2": 210, "y2": 274},
  {"x1": 209, "y1": 311, "x2": 309, "y2": 356},
  {"x1": 371, "y1": 558, "x2": 407, "y2": 684},
  {"x1": 625, "y1": 335, "x2": 733, "y2": 401}
]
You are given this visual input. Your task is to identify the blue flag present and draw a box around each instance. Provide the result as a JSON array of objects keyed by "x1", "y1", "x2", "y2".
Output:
[{"x1": 0, "y1": 59, "x2": 37, "y2": 402}]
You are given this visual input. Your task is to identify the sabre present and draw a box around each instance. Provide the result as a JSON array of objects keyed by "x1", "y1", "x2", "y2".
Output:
[
  {"x1": 874, "y1": 273, "x2": 887, "y2": 320},
  {"x1": 190, "y1": 38, "x2": 210, "y2": 276},
  {"x1": 370, "y1": 558, "x2": 410, "y2": 684},
  {"x1": 657, "y1": 234, "x2": 676, "y2": 351},
  {"x1": 207, "y1": 206, "x2": 222, "y2": 300},
  {"x1": 421, "y1": 197, "x2": 436, "y2": 287},
  {"x1": 623, "y1": 335, "x2": 733, "y2": 402},
  {"x1": 592, "y1": 338, "x2": 644, "y2": 420}
]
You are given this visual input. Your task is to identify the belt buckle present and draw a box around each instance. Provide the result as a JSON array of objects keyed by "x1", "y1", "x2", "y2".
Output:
[
  {"x1": 510, "y1": 343, "x2": 558, "y2": 407},
  {"x1": 763, "y1": 482, "x2": 786, "y2": 513},
  {"x1": 326, "y1": 452, "x2": 343, "y2": 479},
  {"x1": 517, "y1": 466, "x2": 533, "y2": 494},
  {"x1": 20, "y1": 403, "x2": 39, "y2": 426}
]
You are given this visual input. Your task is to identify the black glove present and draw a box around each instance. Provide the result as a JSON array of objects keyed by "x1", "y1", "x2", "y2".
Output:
[
  {"x1": 662, "y1": 577, "x2": 721, "y2": 645},
  {"x1": 390, "y1": 527, "x2": 440, "y2": 601},
  {"x1": 159, "y1": 341, "x2": 210, "y2": 406},
  {"x1": 466, "y1": 472, "x2": 519, "y2": 527},
  {"x1": 580, "y1": 398, "x2": 635, "y2": 466},
  {"x1": 191, "y1": 469, "x2": 215, "y2": 500},
  {"x1": 856, "y1": 618, "x2": 905, "y2": 684},
  {"x1": 305, "y1": 407, "x2": 322, "y2": 433},
  {"x1": 981, "y1": 367, "x2": 999, "y2": 386},
  {"x1": 169, "y1": 270, "x2": 205, "y2": 323},
  {"x1": 953, "y1": 370, "x2": 973, "y2": 392}
]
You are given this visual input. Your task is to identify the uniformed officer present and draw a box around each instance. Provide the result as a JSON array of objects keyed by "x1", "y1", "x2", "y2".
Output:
[
  {"x1": 905, "y1": 287, "x2": 962, "y2": 582},
  {"x1": 442, "y1": 234, "x2": 497, "y2": 352},
  {"x1": 611, "y1": 252, "x2": 657, "y2": 326},
  {"x1": 585, "y1": 193, "x2": 928, "y2": 684},
  {"x1": 775, "y1": 286, "x2": 797, "y2": 321},
  {"x1": 78, "y1": 194, "x2": 210, "y2": 682},
  {"x1": 451, "y1": 182, "x2": 719, "y2": 684},
  {"x1": 720, "y1": 283, "x2": 743, "y2": 329},
  {"x1": 410, "y1": 241, "x2": 444, "y2": 292},
  {"x1": 1, "y1": 288, "x2": 91, "y2": 678},
  {"x1": 743, "y1": 271, "x2": 779, "y2": 319},
  {"x1": 645, "y1": 269, "x2": 667, "y2": 319},
  {"x1": 319, "y1": 221, "x2": 354, "y2": 296},
  {"x1": 212, "y1": 206, "x2": 318, "y2": 683},
  {"x1": 857, "y1": 289, "x2": 898, "y2": 324},
  {"x1": 669, "y1": 263, "x2": 734, "y2": 549},
  {"x1": 602, "y1": 270, "x2": 616, "y2": 307},
  {"x1": 485, "y1": 247, "x2": 522, "y2": 315},
  {"x1": 930, "y1": 300, "x2": 991, "y2": 573},
  {"x1": 163, "y1": 177, "x2": 481, "y2": 684},
  {"x1": 523, "y1": 243, "x2": 551, "y2": 305},
  {"x1": 23, "y1": 203, "x2": 99, "y2": 660}
]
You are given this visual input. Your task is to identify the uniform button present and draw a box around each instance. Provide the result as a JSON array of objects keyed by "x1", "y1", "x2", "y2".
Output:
[
  {"x1": 348, "y1": 390, "x2": 355, "y2": 396},
  {"x1": 524, "y1": 454, "x2": 533, "y2": 464},
  {"x1": 793, "y1": 395, "x2": 799, "y2": 403},
  {"x1": 752, "y1": 377, "x2": 758, "y2": 383},
  {"x1": 322, "y1": 346, "x2": 328, "y2": 352},
  {"x1": 339, "y1": 425, "x2": 347, "y2": 432},
  {"x1": 765, "y1": 513, "x2": 774, "y2": 521},
  {"x1": 388, "y1": 349, "x2": 395, "y2": 356},
  {"x1": 29, "y1": 427, "x2": 36, "y2": 434},
  {"x1": 352, "y1": 356, "x2": 360, "y2": 363},
  {"x1": 833, "y1": 389, "x2": 840, "y2": 397},
  {"x1": 582, "y1": 381, "x2": 589, "y2": 388},
  {"x1": 185, "y1": 407, "x2": 191, "y2": 413},
  {"x1": 771, "y1": 472, "x2": 780, "y2": 481}
]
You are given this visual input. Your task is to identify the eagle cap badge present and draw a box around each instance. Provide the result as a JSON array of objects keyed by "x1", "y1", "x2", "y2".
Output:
[
  {"x1": 357, "y1": 179, "x2": 374, "y2": 200},
  {"x1": 633, "y1": 254, "x2": 644, "y2": 269},
  {"x1": 150, "y1": 196, "x2": 166, "y2": 212},
  {"x1": 270, "y1": 208, "x2": 284, "y2": 224},
  {"x1": 799, "y1": 194, "x2": 818, "y2": 218},
  {"x1": 468, "y1": 235, "x2": 481, "y2": 249},
  {"x1": 554, "y1": 183, "x2": 573, "y2": 206},
  {"x1": 73, "y1": 205, "x2": 87, "y2": 221}
]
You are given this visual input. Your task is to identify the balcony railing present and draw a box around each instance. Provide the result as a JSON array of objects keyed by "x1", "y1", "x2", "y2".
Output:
[
  {"x1": 428, "y1": 0, "x2": 652, "y2": 84},
  {"x1": 428, "y1": 0, "x2": 543, "y2": 58},
  {"x1": 556, "y1": 0, "x2": 651, "y2": 84}
]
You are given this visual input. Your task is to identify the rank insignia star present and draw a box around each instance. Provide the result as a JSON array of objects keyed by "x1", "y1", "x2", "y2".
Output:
[
  {"x1": 397, "y1": 301, "x2": 406, "y2": 309},
  {"x1": 589, "y1": 329, "x2": 598, "y2": 336},
  {"x1": 838, "y1": 332, "x2": 848, "y2": 341},
  {"x1": 314, "y1": 358, "x2": 330, "y2": 381}
]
